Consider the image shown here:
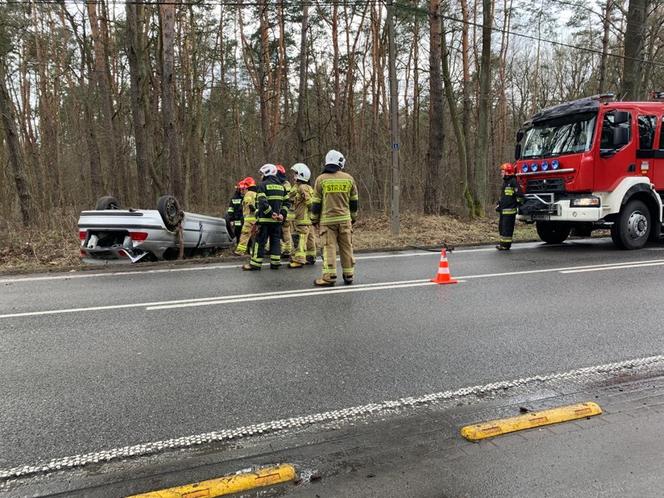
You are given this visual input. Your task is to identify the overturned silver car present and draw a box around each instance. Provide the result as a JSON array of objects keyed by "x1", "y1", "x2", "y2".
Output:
[{"x1": 78, "y1": 195, "x2": 233, "y2": 263}]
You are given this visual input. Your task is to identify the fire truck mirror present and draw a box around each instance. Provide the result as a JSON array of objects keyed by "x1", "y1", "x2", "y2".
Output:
[
  {"x1": 613, "y1": 111, "x2": 630, "y2": 125},
  {"x1": 514, "y1": 144, "x2": 522, "y2": 161},
  {"x1": 612, "y1": 126, "x2": 630, "y2": 148},
  {"x1": 516, "y1": 129, "x2": 525, "y2": 142}
]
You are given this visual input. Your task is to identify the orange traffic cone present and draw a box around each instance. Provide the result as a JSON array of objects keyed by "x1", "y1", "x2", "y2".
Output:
[{"x1": 431, "y1": 248, "x2": 458, "y2": 285}]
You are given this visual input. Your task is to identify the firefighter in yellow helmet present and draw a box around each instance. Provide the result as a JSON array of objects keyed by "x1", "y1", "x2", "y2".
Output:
[
  {"x1": 234, "y1": 177, "x2": 257, "y2": 256},
  {"x1": 311, "y1": 150, "x2": 358, "y2": 286},
  {"x1": 287, "y1": 163, "x2": 314, "y2": 268}
]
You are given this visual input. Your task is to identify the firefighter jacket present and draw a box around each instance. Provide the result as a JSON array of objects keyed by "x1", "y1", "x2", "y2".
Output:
[
  {"x1": 497, "y1": 176, "x2": 520, "y2": 215},
  {"x1": 289, "y1": 182, "x2": 314, "y2": 225},
  {"x1": 280, "y1": 177, "x2": 295, "y2": 221},
  {"x1": 256, "y1": 176, "x2": 288, "y2": 224},
  {"x1": 226, "y1": 190, "x2": 244, "y2": 226},
  {"x1": 311, "y1": 165, "x2": 359, "y2": 225},
  {"x1": 242, "y1": 187, "x2": 257, "y2": 222}
]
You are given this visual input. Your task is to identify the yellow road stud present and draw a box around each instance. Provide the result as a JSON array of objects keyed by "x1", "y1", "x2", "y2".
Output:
[
  {"x1": 127, "y1": 464, "x2": 297, "y2": 498},
  {"x1": 461, "y1": 402, "x2": 602, "y2": 442}
]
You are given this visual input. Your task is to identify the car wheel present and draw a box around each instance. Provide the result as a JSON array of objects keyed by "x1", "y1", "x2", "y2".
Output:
[
  {"x1": 611, "y1": 199, "x2": 650, "y2": 250},
  {"x1": 157, "y1": 195, "x2": 184, "y2": 231},
  {"x1": 95, "y1": 196, "x2": 121, "y2": 210},
  {"x1": 536, "y1": 221, "x2": 571, "y2": 244}
]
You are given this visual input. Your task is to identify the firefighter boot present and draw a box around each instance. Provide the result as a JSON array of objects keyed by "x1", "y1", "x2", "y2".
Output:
[
  {"x1": 343, "y1": 274, "x2": 353, "y2": 285},
  {"x1": 289, "y1": 261, "x2": 305, "y2": 269},
  {"x1": 306, "y1": 256, "x2": 316, "y2": 265},
  {"x1": 314, "y1": 278, "x2": 335, "y2": 287},
  {"x1": 242, "y1": 263, "x2": 261, "y2": 271}
]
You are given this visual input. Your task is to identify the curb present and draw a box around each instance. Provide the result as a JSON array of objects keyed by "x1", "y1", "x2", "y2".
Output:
[
  {"x1": 460, "y1": 402, "x2": 603, "y2": 441},
  {"x1": 126, "y1": 464, "x2": 297, "y2": 498}
]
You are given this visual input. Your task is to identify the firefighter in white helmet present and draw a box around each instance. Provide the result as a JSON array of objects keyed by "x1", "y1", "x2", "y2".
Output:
[
  {"x1": 311, "y1": 150, "x2": 358, "y2": 286},
  {"x1": 287, "y1": 163, "x2": 315, "y2": 268}
]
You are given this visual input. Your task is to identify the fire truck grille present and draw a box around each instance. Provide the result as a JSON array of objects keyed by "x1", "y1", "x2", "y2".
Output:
[{"x1": 526, "y1": 178, "x2": 565, "y2": 194}]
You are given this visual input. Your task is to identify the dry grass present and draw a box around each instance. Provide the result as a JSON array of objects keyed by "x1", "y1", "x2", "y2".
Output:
[
  {"x1": 352, "y1": 213, "x2": 538, "y2": 250},
  {"x1": 0, "y1": 212, "x2": 537, "y2": 274}
]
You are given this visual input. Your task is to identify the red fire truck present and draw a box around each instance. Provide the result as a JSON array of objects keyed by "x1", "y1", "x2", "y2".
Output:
[{"x1": 516, "y1": 93, "x2": 664, "y2": 249}]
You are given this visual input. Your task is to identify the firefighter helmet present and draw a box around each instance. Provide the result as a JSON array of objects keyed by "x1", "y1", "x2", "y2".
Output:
[
  {"x1": 325, "y1": 149, "x2": 346, "y2": 169},
  {"x1": 500, "y1": 163, "x2": 516, "y2": 176},
  {"x1": 259, "y1": 163, "x2": 277, "y2": 177},
  {"x1": 242, "y1": 176, "x2": 256, "y2": 187},
  {"x1": 291, "y1": 163, "x2": 311, "y2": 182}
]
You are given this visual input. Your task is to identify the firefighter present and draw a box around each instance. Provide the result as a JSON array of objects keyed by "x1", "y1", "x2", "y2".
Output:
[
  {"x1": 225, "y1": 180, "x2": 244, "y2": 241},
  {"x1": 276, "y1": 164, "x2": 294, "y2": 257},
  {"x1": 287, "y1": 163, "x2": 314, "y2": 268},
  {"x1": 496, "y1": 162, "x2": 520, "y2": 251},
  {"x1": 234, "y1": 177, "x2": 257, "y2": 256},
  {"x1": 311, "y1": 150, "x2": 358, "y2": 286},
  {"x1": 243, "y1": 164, "x2": 288, "y2": 270}
]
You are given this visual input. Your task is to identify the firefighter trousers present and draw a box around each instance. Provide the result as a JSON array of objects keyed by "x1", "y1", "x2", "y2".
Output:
[
  {"x1": 292, "y1": 224, "x2": 312, "y2": 264},
  {"x1": 236, "y1": 220, "x2": 255, "y2": 254},
  {"x1": 251, "y1": 223, "x2": 282, "y2": 267},
  {"x1": 498, "y1": 212, "x2": 516, "y2": 248},
  {"x1": 320, "y1": 221, "x2": 354, "y2": 281},
  {"x1": 282, "y1": 220, "x2": 293, "y2": 255}
]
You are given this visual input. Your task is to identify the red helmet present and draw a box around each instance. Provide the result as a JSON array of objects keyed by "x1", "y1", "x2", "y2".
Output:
[
  {"x1": 276, "y1": 164, "x2": 286, "y2": 175},
  {"x1": 500, "y1": 163, "x2": 516, "y2": 176},
  {"x1": 242, "y1": 176, "x2": 256, "y2": 188}
]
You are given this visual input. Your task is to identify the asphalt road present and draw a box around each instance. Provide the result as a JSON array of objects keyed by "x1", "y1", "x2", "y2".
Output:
[{"x1": 3, "y1": 238, "x2": 664, "y2": 475}]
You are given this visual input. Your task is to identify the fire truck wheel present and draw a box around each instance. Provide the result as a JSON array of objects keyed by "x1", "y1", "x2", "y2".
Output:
[
  {"x1": 611, "y1": 199, "x2": 651, "y2": 250},
  {"x1": 536, "y1": 221, "x2": 571, "y2": 244},
  {"x1": 95, "y1": 196, "x2": 121, "y2": 210}
]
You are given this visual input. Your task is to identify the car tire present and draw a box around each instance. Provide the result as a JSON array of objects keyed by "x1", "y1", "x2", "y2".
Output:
[
  {"x1": 536, "y1": 221, "x2": 571, "y2": 244},
  {"x1": 95, "y1": 196, "x2": 121, "y2": 210},
  {"x1": 611, "y1": 199, "x2": 650, "y2": 250},
  {"x1": 157, "y1": 195, "x2": 184, "y2": 231}
]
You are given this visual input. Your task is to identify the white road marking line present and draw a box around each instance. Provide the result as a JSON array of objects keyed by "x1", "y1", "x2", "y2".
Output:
[
  {"x1": 0, "y1": 242, "x2": 547, "y2": 284},
  {"x1": 0, "y1": 279, "x2": 431, "y2": 319},
  {"x1": 4, "y1": 259, "x2": 664, "y2": 319},
  {"x1": 0, "y1": 264, "x2": 242, "y2": 284},
  {"x1": 3, "y1": 353, "x2": 663, "y2": 481},
  {"x1": 560, "y1": 261, "x2": 664, "y2": 274},
  {"x1": 147, "y1": 281, "x2": 436, "y2": 311}
]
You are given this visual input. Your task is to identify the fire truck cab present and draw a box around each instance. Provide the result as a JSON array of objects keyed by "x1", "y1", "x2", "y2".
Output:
[{"x1": 516, "y1": 94, "x2": 664, "y2": 249}]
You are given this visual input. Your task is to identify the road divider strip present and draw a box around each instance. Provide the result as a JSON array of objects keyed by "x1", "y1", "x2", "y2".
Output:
[
  {"x1": 126, "y1": 464, "x2": 297, "y2": 498},
  {"x1": 560, "y1": 261, "x2": 664, "y2": 274},
  {"x1": 460, "y1": 402, "x2": 603, "y2": 441},
  {"x1": 2, "y1": 354, "x2": 661, "y2": 481}
]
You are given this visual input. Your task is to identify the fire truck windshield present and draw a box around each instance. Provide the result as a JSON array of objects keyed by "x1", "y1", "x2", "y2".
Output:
[{"x1": 521, "y1": 112, "x2": 597, "y2": 159}]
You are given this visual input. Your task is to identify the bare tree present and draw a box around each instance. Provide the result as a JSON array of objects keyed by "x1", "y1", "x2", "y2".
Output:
[{"x1": 622, "y1": 0, "x2": 648, "y2": 99}]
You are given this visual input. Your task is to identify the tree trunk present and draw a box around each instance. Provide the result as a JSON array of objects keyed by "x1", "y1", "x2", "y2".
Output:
[
  {"x1": 87, "y1": 0, "x2": 121, "y2": 197},
  {"x1": 159, "y1": 1, "x2": 183, "y2": 201},
  {"x1": 621, "y1": 0, "x2": 647, "y2": 100},
  {"x1": 126, "y1": 0, "x2": 153, "y2": 201},
  {"x1": 257, "y1": 0, "x2": 271, "y2": 158},
  {"x1": 441, "y1": 19, "x2": 472, "y2": 216},
  {"x1": 598, "y1": 0, "x2": 612, "y2": 93},
  {"x1": 474, "y1": 0, "x2": 493, "y2": 216},
  {"x1": 295, "y1": 1, "x2": 309, "y2": 161},
  {"x1": 425, "y1": 0, "x2": 444, "y2": 215},
  {"x1": 0, "y1": 61, "x2": 33, "y2": 227}
]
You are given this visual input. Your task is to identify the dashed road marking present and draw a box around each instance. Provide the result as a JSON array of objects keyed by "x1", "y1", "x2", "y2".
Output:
[{"x1": 2, "y1": 354, "x2": 663, "y2": 481}]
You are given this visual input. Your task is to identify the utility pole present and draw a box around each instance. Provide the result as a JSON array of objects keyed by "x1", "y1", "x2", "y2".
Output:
[{"x1": 387, "y1": 0, "x2": 400, "y2": 236}]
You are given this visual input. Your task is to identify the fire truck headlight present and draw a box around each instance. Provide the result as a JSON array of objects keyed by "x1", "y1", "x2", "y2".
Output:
[
  {"x1": 551, "y1": 160, "x2": 560, "y2": 170},
  {"x1": 530, "y1": 162, "x2": 539, "y2": 172},
  {"x1": 521, "y1": 164, "x2": 529, "y2": 173},
  {"x1": 570, "y1": 196, "x2": 600, "y2": 207},
  {"x1": 541, "y1": 161, "x2": 549, "y2": 171}
]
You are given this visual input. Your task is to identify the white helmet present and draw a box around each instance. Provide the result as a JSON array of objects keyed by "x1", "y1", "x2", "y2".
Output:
[
  {"x1": 325, "y1": 149, "x2": 346, "y2": 169},
  {"x1": 259, "y1": 163, "x2": 277, "y2": 177},
  {"x1": 290, "y1": 163, "x2": 311, "y2": 182}
]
